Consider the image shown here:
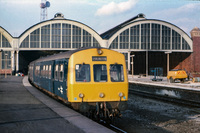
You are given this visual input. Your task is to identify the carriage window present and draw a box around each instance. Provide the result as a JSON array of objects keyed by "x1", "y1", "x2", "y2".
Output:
[
  {"x1": 75, "y1": 64, "x2": 90, "y2": 82},
  {"x1": 46, "y1": 65, "x2": 48, "y2": 78},
  {"x1": 55, "y1": 65, "x2": 59, "y2": 80},
  {"x1": 49, "y1": 65, "x2": 51, "y2": 79},
  {"x1": 43, "y1": 65, "x2": 45, "y2": 77},
  {"x1": 38, "y1": 66, "x2": 40, "y2": 76},
  {"x1": 35, "y1": 66, "x2": 37, "y2": 76},
  {"x1": 93, "y1": 64, "x2": 107, "y2": 82},
  {"x1": 35, "y1": 66, "x2": 40, "y2": 77},
  {"x1": 59, "y1": 64, "x2": 64, "y2": 81},
  {"x1": 110, "y1": 64, "x2": 124, "y2": 82}
]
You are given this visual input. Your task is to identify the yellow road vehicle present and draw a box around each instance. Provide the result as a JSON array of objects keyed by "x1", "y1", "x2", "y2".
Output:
[{"x1": 167, "y1": 69, "x2": 188, "y2": 83}]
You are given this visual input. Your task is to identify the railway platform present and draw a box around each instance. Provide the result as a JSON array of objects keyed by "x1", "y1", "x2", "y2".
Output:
[
  {"x1": 129, "y1": 75, "x2": 200, "y2": 105},
  {"x1": 129, "y1": 75, "x2": 200, "y2": 89},
  {"x1": 0, "y1": 76, "x2": 114, "y2": 133}
]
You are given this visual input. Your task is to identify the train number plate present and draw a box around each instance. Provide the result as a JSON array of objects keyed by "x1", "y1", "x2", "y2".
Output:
[{"x1": 92, "y1": 56, "x2": 107, "y2": 61}]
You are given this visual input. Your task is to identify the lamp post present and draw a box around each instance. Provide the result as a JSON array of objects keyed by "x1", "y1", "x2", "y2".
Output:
[{"x1": 130, "y1": 54, "x2": 135, "y2": 78}]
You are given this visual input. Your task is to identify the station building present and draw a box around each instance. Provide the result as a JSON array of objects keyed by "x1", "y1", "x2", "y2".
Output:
[{"x1": 0, "y1": 13, "x2": 199, "y2": 76}]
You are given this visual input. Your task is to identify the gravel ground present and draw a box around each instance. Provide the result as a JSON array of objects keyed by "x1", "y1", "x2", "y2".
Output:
[{"x1": 113, "y1": 94, "x2": 200, "y2": 133}]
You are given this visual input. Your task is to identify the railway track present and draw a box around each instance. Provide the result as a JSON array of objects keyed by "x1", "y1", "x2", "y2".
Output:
[
  {"x1": 32, "y1": 82, "x2": 127, "y2": 133},
  {"x1": 129, "y1": 89, "x2": 200, "y2": 108},
  {"x1": 99, "y1": 120, "x2": 127, "y2": 133},
  {"x1": 32, "y1": 79, "x2": 200, "y2": 132}
]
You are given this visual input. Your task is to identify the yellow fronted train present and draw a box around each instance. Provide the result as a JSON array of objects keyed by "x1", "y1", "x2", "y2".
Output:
[{"x1": 28, "y1": 47, "x2": 128, "y2": 120}]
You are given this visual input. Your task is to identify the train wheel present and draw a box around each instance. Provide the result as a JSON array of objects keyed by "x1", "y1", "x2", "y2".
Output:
[
  {"x1": 170, "y1": 77, "x2": 174, "y2": 83},
  {"x1": 180, "y1": 78, "x2": 185, "y2": 83}
]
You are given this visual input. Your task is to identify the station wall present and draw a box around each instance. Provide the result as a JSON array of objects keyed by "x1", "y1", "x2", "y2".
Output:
[
  {"x1": 173, "y1": 27, "x2": 200, "y2": 77},
  {"x1": 0, "y1": 14, "x2": 199, "y2": 77}
]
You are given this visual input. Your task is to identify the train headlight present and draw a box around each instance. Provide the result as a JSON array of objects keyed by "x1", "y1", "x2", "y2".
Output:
[
  {"x1": 79, "y1": 93, "x2": 84, "y2": 98},
  {"x1": 119, "y1": 92, "x2": 124, "y2": 97},
  {"x1": 97, "y1": 49, "x2": 103, "y2": 55},
  {"x1": 99, "y1": 93, "x2": 105, "y2": 98}
]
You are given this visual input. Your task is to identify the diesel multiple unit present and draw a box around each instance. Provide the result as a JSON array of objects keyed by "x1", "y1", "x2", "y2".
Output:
[{"x1": 28, "y1": 48, "x2": 128, "y2": 120}]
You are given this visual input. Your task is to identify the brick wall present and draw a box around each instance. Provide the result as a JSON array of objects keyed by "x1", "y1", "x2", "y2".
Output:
[
  {"x1": 193, "y1": 36, "x2": 200, "y2": 72},
  {"x1": 172, "y1": 53, "x2": 192, "y2": 72},
  {"x1": 0, "y1": 69, "x2": 12, "y2": 75},
  {"x1": 190, "y1": 27, "x2": 200, "y2": 77}
]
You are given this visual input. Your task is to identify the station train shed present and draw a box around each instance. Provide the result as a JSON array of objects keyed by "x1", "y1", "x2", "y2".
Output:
[{"x1": 0, "y1": 13, "x2": 199, "y2": 76}]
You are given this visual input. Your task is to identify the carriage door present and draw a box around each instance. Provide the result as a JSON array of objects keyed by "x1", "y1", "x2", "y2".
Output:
[
  {"x1": 53, "y1": 62, "x2": 67, "y2": 99},
  {"x1": 53, "y1": 64, "x2": 60, "y2": 96}
]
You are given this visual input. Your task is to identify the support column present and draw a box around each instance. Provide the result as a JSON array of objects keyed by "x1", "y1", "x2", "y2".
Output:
[
  {"x1": 0, "y1": 50, "x2": 2, "y2": 74},
  {"x1": 146, "y1": 50, "x2": 148, "y2": 76},
  {"x1": 128, "y1": 51, "x2": 131, "y2": 71},
  {"x1": 167, "y1": 53, "x2": 169, "y2": 74},
  {"x1": 11, "y1": 51, "x2": 15, "y2": 75},
  {"x1": 165, "y1": 51, "x2": 172, "y2": 75},
  {"x1": 16, "y1": 51, "x2": 19, "y2": 72}
]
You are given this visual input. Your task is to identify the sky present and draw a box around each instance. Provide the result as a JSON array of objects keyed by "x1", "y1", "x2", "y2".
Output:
[{"x1": 0, "y1": 0, "x2": 200, "y2": 37}]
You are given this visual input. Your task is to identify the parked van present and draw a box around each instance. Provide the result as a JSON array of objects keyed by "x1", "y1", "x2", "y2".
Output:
[{"x1": 167, "y1": 69, "x2": 188, "y2": 83}]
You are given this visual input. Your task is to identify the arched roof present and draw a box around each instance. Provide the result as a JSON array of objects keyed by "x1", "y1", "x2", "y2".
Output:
[
  {"x1": 0, "y1": 26, "x2": 13, "y2": 49},
  {"x1": 19, "y1": 17, "x2": 103, "y2": 50},
  {"x1": 0, "y1": 26, "x2": 13, "y2": 38},
  {"x1": 102, "y1": 16, "x2": 193, "y2": 52},
  {"x1": 101, "y1": 13, "x2": 146, "y2": 39},
  {"x1": 0, "y1": 13, "x2": 194, "y2": 52}
]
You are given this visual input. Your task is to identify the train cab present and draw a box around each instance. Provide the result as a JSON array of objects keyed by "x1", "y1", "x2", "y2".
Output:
[{"x1": 67, "y1": 48, "x2": 128, "y2": 112}]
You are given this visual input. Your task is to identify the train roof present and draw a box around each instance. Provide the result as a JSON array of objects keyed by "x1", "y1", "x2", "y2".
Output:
[{"x1": 29, "y1": 47, "x2": 108, "y2": 65}]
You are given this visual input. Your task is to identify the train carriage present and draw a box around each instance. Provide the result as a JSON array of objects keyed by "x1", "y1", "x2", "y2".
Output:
[{"x1": 28, "y1": 47, "x2": 128, "y2": 120}]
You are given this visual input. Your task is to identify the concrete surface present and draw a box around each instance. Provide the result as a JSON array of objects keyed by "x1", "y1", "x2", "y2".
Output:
[
  {"x1": 129, "y1": 75, "x2": 200, "y2": 104},
  {"x1": 0, "y1": 76, "x2": 114, "y2": 133},
  {"x1": 129, "y1": 75, "x2": 200, "y2": 90}
]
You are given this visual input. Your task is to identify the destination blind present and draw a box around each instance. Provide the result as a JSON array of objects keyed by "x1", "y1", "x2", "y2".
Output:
[{"x1": 92, "y1": 56, "x2": 107, "y2": 61}]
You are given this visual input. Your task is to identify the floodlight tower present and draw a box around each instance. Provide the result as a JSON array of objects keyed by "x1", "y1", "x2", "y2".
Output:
[{"x1": 40, "y1": 0, "x2": 50, "y2": 21}]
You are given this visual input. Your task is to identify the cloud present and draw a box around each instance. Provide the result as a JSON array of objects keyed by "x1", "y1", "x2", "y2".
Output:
[
  {"x1": 151, "y1": 3, "x2": 200, "y2": 36},
  {"x1": 95, "y1": 0, "x2": 138, "y2": 16},
  {"x1": 0, "y1": 0, "x2": 40, "y2": 5},
  {"x1": 53, "y1": 0, "x2": 107, "y2": 6},
  {"x1": 153, "y1": 3, "x2": 200, "y2": 17}
]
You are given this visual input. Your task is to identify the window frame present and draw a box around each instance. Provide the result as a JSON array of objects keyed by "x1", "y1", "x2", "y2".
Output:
[
  {"x1": 75, "y1": 64, "x2": 91, "y2": 82},
  {"x1": 54, "y1": 64, "x2": 59, "y2": 80},
  {"x1": 49, "y1": 65, "x2": 51, "y2": 79},
  {"x1": 110, "y1": 64, "x2": 124, "y2": 82},
  {"x1": 59, "y1": 64, "x2": 64, "y2": 82},
  {"x1": 42, "y1": 65, "x2": 46, "y2": 78},
  {"x1": 45, "y1": 65, "x2": 49, "y2": 78},
  {"x1": 93, "y1": 64, "x2": 107, "y2": 82}
]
